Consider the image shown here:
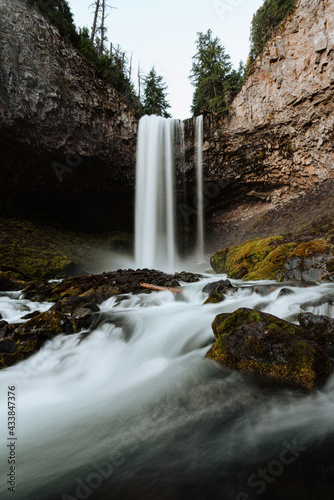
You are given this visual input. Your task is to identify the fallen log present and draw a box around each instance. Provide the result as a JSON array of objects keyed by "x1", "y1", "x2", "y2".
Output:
[{"x1": 140, "y1": 283, "x2": 183, "y2": 294}]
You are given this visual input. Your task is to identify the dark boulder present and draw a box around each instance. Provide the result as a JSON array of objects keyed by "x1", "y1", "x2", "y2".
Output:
[
  {"x1": 298, "y1": 312, "x2": 334, "y2": 345},
  {"x1": 72, "y1": 307, "x2": 94, "y2": 330},
  {"x1": 206, "y1": 308, "x2": 332, "y2": 390},
  {"x1": 202, "y1": 279, "x2": 235, "y2": 304}
]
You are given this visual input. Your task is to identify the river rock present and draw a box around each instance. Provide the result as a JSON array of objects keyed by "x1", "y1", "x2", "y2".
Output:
[
  {"x1": 18, "y1": 311, "x2": 79, "y2": 337},
  {"x1": 203, "y1": 279, "x2": 235, "y2": 304},
  {"x1": 72, "y1": 307, "x2": 94, "y2": 330},
  {"x1": 206, "y1": 308, "x2": 332, "y2": 390},
  {"x1": 22, "y1": 269, "x2": 202, "y2": 303},
  {"x1": 298, "y1": 312, "x2": 334, "y2": 345}
]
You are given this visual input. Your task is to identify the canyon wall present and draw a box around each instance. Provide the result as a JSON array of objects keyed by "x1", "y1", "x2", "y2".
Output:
[
  {"x1": 0, "y1": 0, "x2": 137, "y2": 232},
  {"x1": 184, "y1": 0, "x2": 334, "y2": 249}
]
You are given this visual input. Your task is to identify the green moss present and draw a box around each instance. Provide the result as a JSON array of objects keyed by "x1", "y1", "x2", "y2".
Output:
[
  {"x1": 212, "y1": 308, "x2": 262, "y2": 337},
  {"x1": 0, "y1": 217, "x2": 133, "y2": 281},
  {"x1": 18, "y1": 311, "x2": 78, "y2": 336},
  {"x1": 291, "y1": 240, "x2": 331, "y2": 258},
  {"x1": 203, "y1": 292, "x2": 224, "y2": 305},
  {"x1": 0, "y1": 338, "x2": 40, "y2": 370},
  {"x1": 211, "y1": 236, "x2": 296, "y2": 280},
  {"x1": 211, "y1": 235, "x2": 334, "y2": 281},
  {"x1": 207, "y1": 308, "x2": 332, "y2": 390},
  {"x1": 326, "y1": 259, "x2": 334, "y2": 273}
]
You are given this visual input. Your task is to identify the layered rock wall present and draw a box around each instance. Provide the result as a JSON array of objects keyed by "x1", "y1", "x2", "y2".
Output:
[
  {"x1": 0, "y1": 0, "x2": 137, "y2": 231},
  {"x1": 184, "y1": 0, "x2": 334, "y2": 248}
]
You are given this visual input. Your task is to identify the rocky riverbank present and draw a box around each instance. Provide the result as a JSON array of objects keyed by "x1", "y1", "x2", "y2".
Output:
[
  {"x1": 0, "y1": 269, "x2": 201, "y2": 369},
  {"x1": 210, "y1": 233, "x2": 334, "y2": 282}
]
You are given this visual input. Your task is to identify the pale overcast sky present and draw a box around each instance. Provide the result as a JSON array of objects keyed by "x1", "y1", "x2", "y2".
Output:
[{"x1": 68, "y1": 0, "x2": 264, "y2": 119}]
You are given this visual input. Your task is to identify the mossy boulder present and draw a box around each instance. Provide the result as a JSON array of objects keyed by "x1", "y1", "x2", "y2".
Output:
[
  {"x1": 18, "y1": 310, "x2": 79, "y2": 336},
  {"x1": 206, "y1": 308, "x2": 332, "y2": 390},
  {"x1": 22, "y1": 269, "x2": 202, "y2": 304},
  {"x1": 210, "y1": 236, "x2": 334, "y2": 281},
  {"x1": 0, "y1": 309, "x2": 89, "y2": 369},
  {"x1": 204, "y1": 292, "x2": 225, "y2": 305},
  {"x1": 0, "y1": 335, "x2": 42, "y2": 370},
  {"x1": 202, "y1": 279, "x2": 235, "y2": 305}
]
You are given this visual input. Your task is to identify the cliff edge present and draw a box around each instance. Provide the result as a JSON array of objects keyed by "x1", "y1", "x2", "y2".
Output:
[
  {"x1": 185, "y1": 0, "x2": 334, "y2": 250},
  {"x1": 0, "y1": 0, "x2": 137, "y2": 232}
]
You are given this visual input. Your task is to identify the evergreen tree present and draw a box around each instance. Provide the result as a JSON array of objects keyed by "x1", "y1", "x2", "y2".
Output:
[
  {"x1": 249, "y1": 0, "x2": 297, "y2": 62},
  {"x1": 33, "y1": 0, "x2": 80, "y2": 47},
  {"x1": 142, "y1": 67, "x2": 171, "y2": 118},
  {"x1": 29, "y1": 0, "x2": 140, "y2": 111},
  {"x1": 189, "y1": 30, "x2": 242, "y2": 117}
]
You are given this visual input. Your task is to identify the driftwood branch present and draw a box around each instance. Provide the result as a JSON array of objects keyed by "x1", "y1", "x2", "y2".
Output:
[{"x1": 140, "y1": 283, "x2": 182, "y2": 294}]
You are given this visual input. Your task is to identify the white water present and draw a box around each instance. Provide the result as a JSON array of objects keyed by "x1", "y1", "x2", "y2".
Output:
[
  {"x1": 135, "y1": 115, "x2": 179, "y2": 271},
  {"x1": 195, "y1": 115, "x2": 204, "y2": 261},
  {"x1": 0, "y1": 278, "x2": 334, "y2": 499},
  {"x1": 135, "y1": 114, "x2": 206, "y2": 272}
]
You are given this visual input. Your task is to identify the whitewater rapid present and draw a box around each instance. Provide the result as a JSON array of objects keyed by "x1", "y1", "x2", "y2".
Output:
[{"x1": 0, "y1": 277, "x2": 333, "y2": 499}]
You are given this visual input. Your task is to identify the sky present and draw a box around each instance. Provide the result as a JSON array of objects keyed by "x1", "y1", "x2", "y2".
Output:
[{"x1": 68, "y1": 0, "x2": 264, "y2": 119}]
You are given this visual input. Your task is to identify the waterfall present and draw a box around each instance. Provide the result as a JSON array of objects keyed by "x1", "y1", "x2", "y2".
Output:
[
  {"x1": 135, "y1": 114, "x2": 205, "y2": 270},
  {"x1": 195, "y1": 115, "x2": 204, "y2": 260},
  {"x1": 135, "y1": 115, "x2": 181, "y2": 270}
]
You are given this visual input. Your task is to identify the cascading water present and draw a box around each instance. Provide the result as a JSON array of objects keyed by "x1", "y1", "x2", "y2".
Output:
[
  {"x1": 0, "y1": 280, "x2": 334, "y2": 499},
  {"x1": 135, "y1": 115, "x2": 179, "y2": 270},
  {"x1": 135, "y1": 114, "x2": 205, "y2": 271},
  {"x1": 195, "y1": 115, "x2": 204, "y2": 261}
]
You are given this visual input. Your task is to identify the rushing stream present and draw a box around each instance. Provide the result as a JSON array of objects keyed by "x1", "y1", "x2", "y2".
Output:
[{"x1": 1, "y1": 276, "x2": 334, "y2": 499}]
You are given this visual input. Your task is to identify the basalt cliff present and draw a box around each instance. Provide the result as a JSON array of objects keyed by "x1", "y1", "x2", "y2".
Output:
[
  {"x1": 1, "y1": 0, "x2": 334, "y2": 250},
  {"x1": 0, "y1": 0, "x2": 137, "y2": 232},
  {"x1": 184, "y1": 0, "x2": 334, "y2": 251}
]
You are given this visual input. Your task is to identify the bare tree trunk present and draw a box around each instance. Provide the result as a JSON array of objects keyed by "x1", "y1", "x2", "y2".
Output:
[
  {"x1": 129, "y1": 51, "x2": 133, "y2": 80},
  {"x1": 99, "y1": 0, "x2": 105, "y2": 56},
  {"x1": 90, "y1": 0, "x2": 100, "y2": 44}
]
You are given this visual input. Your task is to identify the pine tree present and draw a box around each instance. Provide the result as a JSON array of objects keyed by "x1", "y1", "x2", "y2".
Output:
[
  {"x1": 249, "y1": 0, "x2": 297, "y2": 62},
  {"x1": 142, "y1": 67, "x2": 171, "y2": 118},
  {"x1": 189, "y1": 30, "x2": 243, "y2": 117},
  {"x1": 33, "y1": 0, "x2": 80, "y2": 47}
]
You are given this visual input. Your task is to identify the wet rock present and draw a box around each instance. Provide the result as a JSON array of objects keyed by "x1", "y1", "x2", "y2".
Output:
[
  {"x1": 206, "y1": 308, "x2": 332, "y2": 390},
  {"x1": 0, "y1": 321, "x2": 9, "y2": 339},
  {"x1": 23, "y1": 269, "x2": 202, "y2": 304},
  {"x1": 72, "y1": 307, "x2": 94, "y2": 330},
  {"x1": 203, "y1": 292, "x2": 225, "y2": 305},
  {"x1": 175, "y1": 272, "x2": 201, "y2": 283},
  {"x1": 277, "y1": 288, "x2": 295, "y2": 298},
  {"x1": 0, "y1": 324, "x2": 15, "y2": 339},
  {"x1": 202, "y1": 279, "x2": 235, "y2": 304},
  {"x1": 0, "y1": 340, "x2": 17, "y2": 354},
  {"x1": 51, "y1": 296, "x2": 101, "y2": 314},
  {"x1": 18, "y1": 311, "x2": 79, "y2": 337},
  {"x1": 21, "y1": 310, "x2": 42, "y2": 320},
  {"x1": 282, "y1": 252, "x2": 334, "y2": 282},
  {"x1": 252, "y1": 285, "x2": 280, "y2": 296},
  {"x1": 298, "y1": 312, "x2": 334, "y2": 345},
  {"x1": 202, "y1": 279, "x2": 234, "y2": 295}
]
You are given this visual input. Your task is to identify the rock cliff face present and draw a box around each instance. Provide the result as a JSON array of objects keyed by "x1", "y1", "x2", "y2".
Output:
[
  {"x1": 0, "y1": 0, "x2": 137, "y2": 232},
  {"x1": 184, "y1": 0, "x2": 334, "y2": 250}
]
